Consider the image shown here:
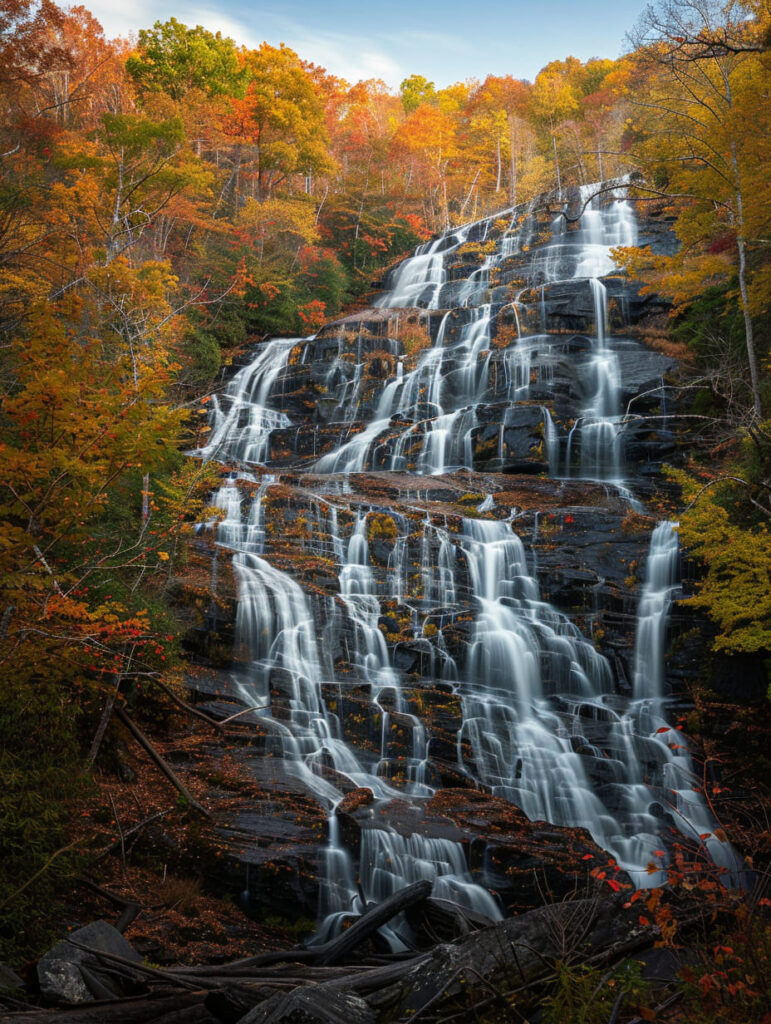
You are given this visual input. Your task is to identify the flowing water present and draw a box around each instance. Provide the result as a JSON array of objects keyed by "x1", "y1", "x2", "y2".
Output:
[{"x1": 194, "y1": 182, "x2": 740, "y2": 937}]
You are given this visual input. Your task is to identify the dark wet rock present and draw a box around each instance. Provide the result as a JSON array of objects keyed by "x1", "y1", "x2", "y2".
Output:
[{"x1": 424, "y1": 790, "x2": 623, "y2": 912}]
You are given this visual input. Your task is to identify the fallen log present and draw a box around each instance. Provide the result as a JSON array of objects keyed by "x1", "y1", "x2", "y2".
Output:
[
  {"x1": 74, "y1": 878, "x2": 143, "y2": 933},
  {"x1": 115, "y1": 708, "x2": 210, "y2": 819},
  {"x1": 366, "y1": 893, "x2": 651, "y2": 1019},
  {"x1": 314, "y1": 879, "x2": 432, "y2": 966},
  {"x1": 151, "y1": 679, "x2": 224, "y2": 733},
  {"x1": 225, "y1": 894, "x2": 652, "y2": 1023},
  {"x1": 405, "y1": 895, "x2": 495, "y2": 943},
  {"x1": 65, "y1": 942, "x2": 204, "y2": 992},
  {"x1": 200, "y1": 879, "x2": 432, "y2": 973},
  {"x1": 0, "y1": 991, "x2": 208, "y2": 1024},
  {"x1": 3, "y1": 894, "x2": 669, "y2": 1024},
  {"x1": 236, "y1": 986, "x2": 376, "y2": 1024}
]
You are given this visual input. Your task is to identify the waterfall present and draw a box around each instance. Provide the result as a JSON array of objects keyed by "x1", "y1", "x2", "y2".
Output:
[
  {"x1": 633, "y1": 521, "x2": 680, "y2": 700},
  {"x1": 196, "y1": 339, "x2": 295, "y2": 465},
  {"x1": 375, "y1": 225, "x2": 472, "y2": 309},
  {"x1": 194, "y1": 181, "x2": 739, "y2": 940}
]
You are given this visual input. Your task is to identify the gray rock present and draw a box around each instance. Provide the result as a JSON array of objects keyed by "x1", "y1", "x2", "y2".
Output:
[
  {"x1": 37, "y1": 919, "x2": 142, "y2": 1004},
  {"x1": 0, "y1": 962, "x2": 24, "y2": 993}
]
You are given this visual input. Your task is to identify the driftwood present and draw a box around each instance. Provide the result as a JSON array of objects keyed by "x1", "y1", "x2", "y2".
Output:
[
  {"x1": 114, "y1": 708, "x2": 211, "y2": 819},
  {"x1": 314, "y1": 880, "x2": 432, "y2": 967},
  {"x1": 406, "y1": 895, "x2": 495, "y2": 943},
  {"x1": 365, "y1": 893, "x2": 651, "y2": 1020},
  {"x1": 237, "y1": 986, "x2": 376, "y2": 1024}
]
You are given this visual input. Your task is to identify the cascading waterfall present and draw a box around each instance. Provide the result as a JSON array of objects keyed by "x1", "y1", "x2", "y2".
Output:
[
  {"x1": 632, "y1": 521, "x2": 680, "y2": 701},
  {"x1": 217, "y1": 484, "x2": 501, "y2": 944},
  {"x1": 197, "y1": 340, "x2": 295, "y2": 465},
  {"x1": 375, "y1": 225, "x2": 472, "y2": 309},
  {"x1": 619, "y1": 521, "x2": 743, "y2": 884},
  {"x1": 195, "y1": 181, "x2": 740, "y2": 940}
]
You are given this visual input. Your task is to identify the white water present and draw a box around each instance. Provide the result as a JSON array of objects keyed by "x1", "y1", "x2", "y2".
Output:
[
  {"x1": 375, "y1": 226, "x2": 472, "y2": 309},
  {"x1": 633, "y1": 521, "x2": 680, "y2": 701},
  {"x1": 194, "y1": 183, "x2": 740, "y2": 942},
  {"x1": 196, "y1": 340, "x2": 296, "y2": 465}
]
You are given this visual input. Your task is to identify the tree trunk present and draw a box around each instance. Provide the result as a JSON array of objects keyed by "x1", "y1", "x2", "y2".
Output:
[
  {"x1": 315, "y1": 879, "x2": 431, "y2": 966},
  {"x1": 115, "y1": 708, "x2": 211, "y2": 818},
  {"x1": 731, "y1": 143, "x2": 762, "y2": 418},
  {"x1": 553, "y1": 133, "x2": 561, "y2": 194},
  {"x1": 508, "y1": 114, "x2": 518, "y2": 206}
]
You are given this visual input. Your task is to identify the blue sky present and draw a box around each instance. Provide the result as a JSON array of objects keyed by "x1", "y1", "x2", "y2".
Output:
[{"x1": 89, "y1": 0, "x2": 649, "y2": 87}]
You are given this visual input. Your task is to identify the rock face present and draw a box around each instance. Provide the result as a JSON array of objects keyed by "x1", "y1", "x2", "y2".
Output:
[
  {"x1": 178, "y1": 183, "x2": 736, "y2": 935},
  {"x1": 37, "y1": 920, "x2": 142, "y2": 1004}
]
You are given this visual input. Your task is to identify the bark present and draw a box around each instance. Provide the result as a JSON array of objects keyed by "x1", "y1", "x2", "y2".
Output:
[
  {"x1": 74, "y1": 878, "x2": 143, "y2": 933},
  {"x1": 731, "y1": 143, "x2": 762, "y2": 418},
  {"x1": 237, "y1": 986, "x2": 375, "y2": 1024},
  {"x1": 508, "y1": 114, "x2": 518, "y2": 206},
  {"x1": 459, "y1": 169, "x2": 481, "y2": 220},
  {"x1": 88, "y1": 678, "x2": 120, "y2": 764},
  {"x1": 552, "y1": 133, "x2": 561, "y2": 194},
  {"x1": 114, "y1": 708, "x2": 211, "y2": 819},
  {"x1": 365, "y1": 893, "x2": 640, "y2": 1019},
  {"x1": 0, "y1": 992, "x2": 208, "y2": 1024}
]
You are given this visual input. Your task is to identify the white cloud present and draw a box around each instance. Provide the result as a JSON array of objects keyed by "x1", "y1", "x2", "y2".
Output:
[{"x1": 85, "y1": 1, "x2": 405, "y2": 85}]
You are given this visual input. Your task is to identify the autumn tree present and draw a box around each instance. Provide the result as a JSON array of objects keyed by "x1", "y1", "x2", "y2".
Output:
[
  {"x1": 530, "y1": 58, "x2": 583, "y2": 190},
  {"x1": 395, "y1": 102, "x2": 459, "y2": 229},
  {"x1": 224, "y1": 43, "x2": 334, "y2": 204},
  {"x1": 625, "y1": 0, "x2": 770, "y2": 418},
  {"x1": 126, "y1": 18, "x2": 244, "y2": 101},
  {"x1": 465, "y1": 75, "x2": 533, "y2": 204},
  {"x1": 399, "y1": 73, "x2": 437, "y2": 113}
]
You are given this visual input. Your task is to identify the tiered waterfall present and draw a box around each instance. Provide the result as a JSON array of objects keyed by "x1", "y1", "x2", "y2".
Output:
[{"x1": 194, "y1": 182, "x2": 740, "y2": 941}]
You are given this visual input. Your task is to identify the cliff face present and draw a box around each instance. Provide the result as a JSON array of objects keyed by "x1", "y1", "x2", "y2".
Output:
[{"x1": 173, "y1": 185, "x2": 740, "y2": 930}]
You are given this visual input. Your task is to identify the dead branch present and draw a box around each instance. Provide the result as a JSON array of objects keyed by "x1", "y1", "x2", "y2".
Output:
[{"x1": 114, "y1": 708, "x2": 211, "y2": 819}]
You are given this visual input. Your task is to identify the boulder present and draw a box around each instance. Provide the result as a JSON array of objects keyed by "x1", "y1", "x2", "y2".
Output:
[{"x1": 37, "y1": 920, "x2": 142, "y2": 1004}]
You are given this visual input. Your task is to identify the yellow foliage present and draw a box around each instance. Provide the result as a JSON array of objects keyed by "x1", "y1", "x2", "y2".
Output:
[{"x1": 668, "y1": 468, "x2": 771, "y2": 655}]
